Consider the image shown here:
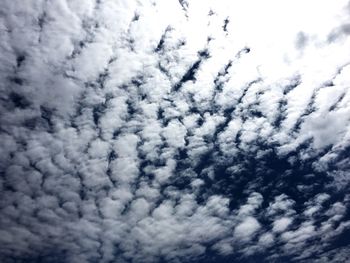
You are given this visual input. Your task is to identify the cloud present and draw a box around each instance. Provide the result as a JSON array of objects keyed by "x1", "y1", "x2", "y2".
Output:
[
  {"x1": 234, "y1": 216, "x2": 261, "y2": 240},
  {"x1": 1, "y1": 0, "x2": 350, "y2": 262},
  {"x1": 272, "y1": 217, "x2": 293, "y2": 233}
]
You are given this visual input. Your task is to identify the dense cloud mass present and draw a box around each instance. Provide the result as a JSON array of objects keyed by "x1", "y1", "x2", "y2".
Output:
[{"x1": 1, "y1": 0, "x2": 350, "y2": 262}]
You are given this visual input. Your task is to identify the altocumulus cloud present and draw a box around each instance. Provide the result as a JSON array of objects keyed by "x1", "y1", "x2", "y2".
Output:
[{"x1": 1, "y1": 0, "x2": 350, "y2": 262}]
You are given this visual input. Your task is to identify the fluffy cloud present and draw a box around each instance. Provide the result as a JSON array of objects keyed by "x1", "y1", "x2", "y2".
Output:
[{"x1": 1, "y1": 0, "x2": 350, "y2": 262}]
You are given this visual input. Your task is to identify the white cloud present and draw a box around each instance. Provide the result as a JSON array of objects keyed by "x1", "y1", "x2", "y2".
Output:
[
  {"x1": 1, "y1": 0, "x2": 350, "y2": 262},
  {"x1": 272, "y1": 217, "x2": 293, "y2": 233},
  {"x1": 234, "y1": 216, "x2": 261, "y2": 240}
]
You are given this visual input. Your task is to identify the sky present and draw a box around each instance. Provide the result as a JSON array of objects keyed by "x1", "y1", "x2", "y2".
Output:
[{"x1": 0, "y1": 0, "x2": 350, "y2": 262}]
